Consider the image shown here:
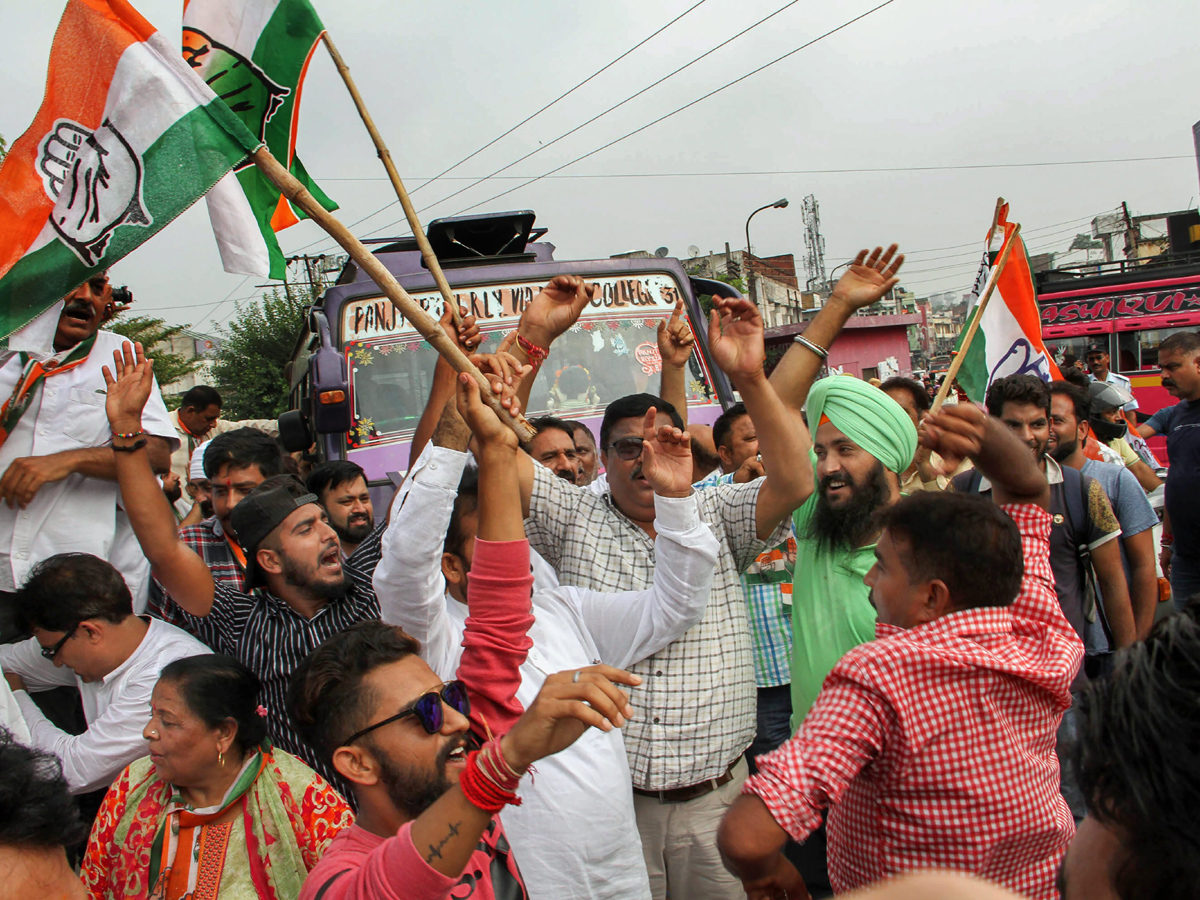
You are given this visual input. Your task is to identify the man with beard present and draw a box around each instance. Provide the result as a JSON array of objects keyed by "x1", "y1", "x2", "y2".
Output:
[
  {"x1": 147, "y1": 427, "x2": 286, "y2": 653},
  {"x1": 103, "y1": 341, "x2": 380, "y2": 787},
  {"x1": 1048, "y1": 382, "x2": 1158, "y2": 639},
  {"x1": 0, "y1": 273, "x2": 176, "y2": 638},
  {"x1": 308, "y1": 460, "x2": 385, "y2": 576}
]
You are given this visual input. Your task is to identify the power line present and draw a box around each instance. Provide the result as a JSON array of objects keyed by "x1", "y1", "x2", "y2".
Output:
[
  {"x1": 407, "y1": 0, "x2": 713, "y2": 196},
  {"x1": 434, "y1": 0, "x2": 906, "y2": 222},
  {"x1": 313, "y1": 156, "x2": 1190, "y2": 184},
  {"x1": 403, "y1": 0, "x2": 810, "y2": 221}
]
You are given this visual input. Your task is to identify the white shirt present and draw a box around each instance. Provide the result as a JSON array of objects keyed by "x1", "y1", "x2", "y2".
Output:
[
  {"x1": 374, "y1": 443, "x2": 721, "y2": 900},
  {"x1": 0, "y1": 329, "x2": 178, "y2": 604},
  {"x1": 0, "y1": 617, "x2": 209, "y2": 793},
  {"x1": 0, "y1": 662, "x2": 31, "y2": 743}
]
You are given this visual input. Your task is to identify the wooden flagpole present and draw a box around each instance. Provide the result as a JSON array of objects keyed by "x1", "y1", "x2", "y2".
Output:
[
  {"x1": 929, "y1": 221, "x2": 1022, "y2": 414},
  {"x1": 251, "y1": 146, "x2": 535, "y2": 442},
  {"x1": 321, "y1": 33, "x2": 464, "y2": 328}
]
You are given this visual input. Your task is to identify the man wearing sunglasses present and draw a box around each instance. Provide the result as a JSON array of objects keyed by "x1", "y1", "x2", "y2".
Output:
[
  {"x1": 374, "y1": 347, "x2": 721, "y2": 899},
  {"x1": 498, "y1": 285, "x2": 812, "y2": 900},
  {"x1": 0, "y1": 552, "x2": 207, "y2": 794},
  {"x1": 292, "y1": 369, "x2": 642, "y2": 900}
]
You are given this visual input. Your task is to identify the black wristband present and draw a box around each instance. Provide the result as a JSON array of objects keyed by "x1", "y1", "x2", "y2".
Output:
[{"x1": 112, "y1": 438, "x2": 148, "y2": 453}]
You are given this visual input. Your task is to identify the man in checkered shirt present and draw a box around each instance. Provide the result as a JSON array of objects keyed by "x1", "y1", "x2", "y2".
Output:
[
  {"x1": 506, "y1": 284, "x2": 813, "y2": 900},
  {"x1": 718, "y1": 403, "x2": 1083, "y2": 900}
]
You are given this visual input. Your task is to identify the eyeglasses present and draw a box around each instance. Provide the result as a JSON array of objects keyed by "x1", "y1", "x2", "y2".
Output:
[
  {"x1": 605, "y1": 436, "x2": 645, "y2": 461},
  {"x1": 343, "y1": 681, "x2": 470, "y2": 746},
  {"x1": 40, "y1": 623, "x2": 79, "y2": 661}
]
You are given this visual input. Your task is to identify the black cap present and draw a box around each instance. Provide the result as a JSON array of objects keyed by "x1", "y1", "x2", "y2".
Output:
[
  {"x1": 1085, "y1": 343, "x2": 1107, "y2": 355},
  {"x1": 230, "y1": 475, "x2": 319, "y2": 589}
]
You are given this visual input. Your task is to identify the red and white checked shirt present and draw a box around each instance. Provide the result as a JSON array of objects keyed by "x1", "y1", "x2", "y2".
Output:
[{"x1": 744, "y1": 504, "x2": 1083, "y2": 900}]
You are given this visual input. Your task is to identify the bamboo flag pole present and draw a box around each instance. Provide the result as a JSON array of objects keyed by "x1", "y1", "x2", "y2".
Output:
[
  {"x1": 321, "y1": 32, "x2": 464, "y2": 328},
  {"x1": 929, "y1": 222, "x2": 1022, "y2": 414},
  {"x1": 251, "y1": 146, "x2": 535, "y2": 442}
]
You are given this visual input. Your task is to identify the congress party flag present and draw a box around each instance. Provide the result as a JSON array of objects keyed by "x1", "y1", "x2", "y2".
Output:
[
  {"x1": 0, "y1": 0, "x2": 261, "y2": 348},
  {"x1": 183, "y1": 0, "x2": 336, "y2": 279},
  {"x1": 954, "y1": 203, "x2": 1061, "y2": 403}
]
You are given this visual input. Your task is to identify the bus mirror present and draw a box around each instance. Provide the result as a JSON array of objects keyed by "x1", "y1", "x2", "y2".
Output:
[
  {"x1": 278, "y1": 410, "x2": 312, "y2": 453},
  {"x1": 311, "y1": 346, "x2": 352, "y2": 435}
]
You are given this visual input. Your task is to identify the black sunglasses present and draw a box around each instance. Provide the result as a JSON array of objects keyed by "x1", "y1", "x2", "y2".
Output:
[
  {"x1": 40, "y1": 623, "x2": 80, "y2": 661},
  {"x1": 605, "y1": 436, "x2": 645, "y2": 461},
  {"x1": 343, "y1": 681, "x2": 470, "y2": 746}
]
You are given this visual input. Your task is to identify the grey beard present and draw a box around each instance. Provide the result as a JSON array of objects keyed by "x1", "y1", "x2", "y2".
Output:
[{"x1": 805, "y1": 460, "x2": 891, "y2": 552}]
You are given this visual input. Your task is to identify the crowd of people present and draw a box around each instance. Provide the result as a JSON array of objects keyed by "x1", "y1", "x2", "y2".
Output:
[{"x1": 0, "y1": 251, "x2": 1197, "y2": 900}]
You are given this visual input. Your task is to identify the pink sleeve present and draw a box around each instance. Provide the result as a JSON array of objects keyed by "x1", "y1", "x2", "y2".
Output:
[
  {"x1": 300, "y1": 824, "x2": 457, "y2": 900},
  {"x1": 459, "y1": 538, "x2": 535, "y2": 735}
]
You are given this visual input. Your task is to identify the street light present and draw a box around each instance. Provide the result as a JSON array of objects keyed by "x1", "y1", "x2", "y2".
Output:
[
  {"x1": 744, "y1": 198, "x2": 788, "y2": 324},
  {"x1": 744, "y1": 198, "x2": 789, "y2": 259}
]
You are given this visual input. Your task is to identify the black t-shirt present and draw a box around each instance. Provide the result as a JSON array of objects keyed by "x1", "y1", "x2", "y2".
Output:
[{"x1": 1161, "y1": 399, "x2": 1200, "y2": 560}]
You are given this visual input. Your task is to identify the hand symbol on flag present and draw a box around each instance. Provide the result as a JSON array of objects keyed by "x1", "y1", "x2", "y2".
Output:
[{"x1": 38, "y1": 117, "x2": 150, "y2": 267}]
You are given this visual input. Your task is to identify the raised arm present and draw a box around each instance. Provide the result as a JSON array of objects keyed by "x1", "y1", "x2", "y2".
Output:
[
  {"x1": 769, "y1": 245, "x2": 903, "y2": 409},
  {"x1": 508, "y1": 275, "x2": 597, "y2": 414},
  {"x1": 921, "y1": 403, "x2": 1050, "y2": 509},
  {"x1": 657, "y1": 298, "x2": 695, "y2": 427},
  {"x1": 707, "y1": 297, "x2": 813, "y2": 538},
  {"x1": 575, "y1": 412, "x2": 720, "y2": 666},
  {"x1": 103, "y1": 342, "x2": 215, "y2": 615},
  {"x1": 408, "y1": 306, "x2": 481, "y2": 463},
  {"x1": 373, "y1": 399, "x2": 472, "y2": 678}
]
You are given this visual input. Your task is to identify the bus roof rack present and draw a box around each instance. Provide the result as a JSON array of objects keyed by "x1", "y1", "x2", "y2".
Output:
[{"x1": 427, "y1": 210, "x2": 538, "y2": 260}]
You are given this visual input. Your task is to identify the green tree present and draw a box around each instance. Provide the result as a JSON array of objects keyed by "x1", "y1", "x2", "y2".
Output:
[
  {"x1": 211, "y1": 288, "x2": 307, "y2": 420},
  {"x1": 105, "y1": 315, "x2": 202, "y2": 391},
  {"x1": 0, "y1": 133, "x2": 7, "y2": 166}
]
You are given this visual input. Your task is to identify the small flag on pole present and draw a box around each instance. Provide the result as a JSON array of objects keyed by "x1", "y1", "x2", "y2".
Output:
[
  {"x1": 954, "y1": 203, "x2": 1061, "y2": 403},
  {"x1": 183, "y1": 0, "x2": 337, "y2": 279},
  {"x1": 0, "y1": 0, "x2": 262, "y2": 349}
]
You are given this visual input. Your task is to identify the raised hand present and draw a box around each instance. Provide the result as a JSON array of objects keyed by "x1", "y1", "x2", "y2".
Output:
[
  {"x1": 517, "y1": 275, "x2": 597, "y2": 348},
  {"x1": 454, "y1": 352, "x2": 530, "y2": 451},
  {"x1": 657, "y1": 298, "x2": 695, "y2": 369},
  {"x1": 500, "y1": 665, "x2": 641, "y2": 772},
  {"x1": 102, "y1": 340, "x2": 155, "y2": 433},
  {"x1": 437, "y1": 304, "x2": 483, "y2": 354},
  {"x1": 830, "y1": 244, "x2": 904, "y2": 311},
  {"x1": 708, "y1": 297, "x2": 765, "y2": 380},
  {"x1": 638, "y1": 407, "x2": 693, "y2": 498}
]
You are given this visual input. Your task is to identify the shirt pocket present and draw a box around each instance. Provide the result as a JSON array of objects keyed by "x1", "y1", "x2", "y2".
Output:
[{"x1": 60, "y1": 388, "x2": 109, "y2": 446}]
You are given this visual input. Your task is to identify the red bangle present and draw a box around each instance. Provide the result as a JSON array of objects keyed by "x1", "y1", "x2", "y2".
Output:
[
  {"x1": 460, "y1": 750, "x2": 521, "y2": 813},
  {"x1": 516, "y1": 332, "x2": 549, "y2": 363}
]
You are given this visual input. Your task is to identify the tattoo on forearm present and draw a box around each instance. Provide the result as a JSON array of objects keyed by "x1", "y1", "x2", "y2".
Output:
[{"x1": 424, "y1": 819, "x2": 462, "y2": 863}]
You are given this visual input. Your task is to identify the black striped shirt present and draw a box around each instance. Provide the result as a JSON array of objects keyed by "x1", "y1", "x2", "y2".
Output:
[{"x1": 178, "y1": 563, "x2": 381, "y2": 790}]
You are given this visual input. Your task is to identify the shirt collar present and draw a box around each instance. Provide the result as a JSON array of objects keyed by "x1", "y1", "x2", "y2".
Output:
[
  {"x1": 874, "y1": 606, "x2": 1014, "y2": 642},
  {"x1": 102, "y1": 617, "x2": 154, "y2": 686}
]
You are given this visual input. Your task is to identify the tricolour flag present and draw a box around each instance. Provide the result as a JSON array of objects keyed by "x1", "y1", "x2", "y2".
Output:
[
  {"x1": 0, "y1": 0, "x2": 261, "y2": 348},
  {"x1": 183, "y1": 0, "x2": 336, "y2": 279},
  {"x1": 954, "y1": 203, "x2": 1061, "y2": 403}
]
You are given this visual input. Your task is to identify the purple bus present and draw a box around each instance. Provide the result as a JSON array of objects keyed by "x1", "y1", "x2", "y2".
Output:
[{"x1": 279, "y1": 211, "x2": 737, "y2": 496}]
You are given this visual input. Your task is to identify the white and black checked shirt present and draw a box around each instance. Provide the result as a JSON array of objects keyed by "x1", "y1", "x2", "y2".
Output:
[
  {"x1": 172, "y1": 563, "x2": 381, "y2": 787},
  {"x1": 525, "y1": 463, "x2": 784, "y2": 791}
]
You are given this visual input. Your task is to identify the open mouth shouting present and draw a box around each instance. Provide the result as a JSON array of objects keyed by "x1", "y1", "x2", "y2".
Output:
[{"x1": 318, "y1": 543, "x2": 342, "y2": 573}]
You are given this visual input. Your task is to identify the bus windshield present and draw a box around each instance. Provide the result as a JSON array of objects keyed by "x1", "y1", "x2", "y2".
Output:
[{"x1": 339, "y1": 273, "x2": 717, "y2": 452}]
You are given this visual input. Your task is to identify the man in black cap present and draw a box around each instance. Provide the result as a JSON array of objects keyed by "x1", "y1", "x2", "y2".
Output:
[{"x1": 102, "y1": 341, "x2": 380, "y2": 783}]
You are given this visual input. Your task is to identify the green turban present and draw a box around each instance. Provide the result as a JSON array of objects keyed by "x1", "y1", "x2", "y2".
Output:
[{"x1": 806, "y1": 376, "x2": 917, "y2": 474}]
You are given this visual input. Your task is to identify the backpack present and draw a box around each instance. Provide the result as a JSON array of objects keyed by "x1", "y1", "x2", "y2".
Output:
[{"x1": 959, "y1": 465, "x2": 1113, "y2": 658}]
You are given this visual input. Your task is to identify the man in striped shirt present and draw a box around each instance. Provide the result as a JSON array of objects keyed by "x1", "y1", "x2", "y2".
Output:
[{"x1": 105, "y1": 341, "x2": 379, "y2": 786}]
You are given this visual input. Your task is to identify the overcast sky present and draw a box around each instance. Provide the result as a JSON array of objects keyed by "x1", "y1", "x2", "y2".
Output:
[{"x1": 4, "y1": 0, "x2": 1199, "y2": 333}]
